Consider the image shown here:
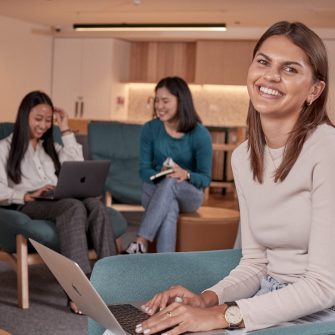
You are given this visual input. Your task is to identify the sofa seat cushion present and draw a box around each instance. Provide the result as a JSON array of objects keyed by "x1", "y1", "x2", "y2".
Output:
[
  {"x1": 0, "y1": 207, "x2": 127, "y2": 254},
  {"x1": 0, "y1": 209, "x2": 59, "y2": 253},
  {"x1": 106, "y1": 207, "x2": 127, "y2": 238}
]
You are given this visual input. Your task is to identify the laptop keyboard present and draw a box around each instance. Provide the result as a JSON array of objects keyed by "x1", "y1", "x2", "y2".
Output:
[
  {"x1": 42, "y1": 189, "x2": 55, "y2": 198},
  {"x1": 108, "y1": 304, "x2": 149, "y2": 335},
  {"x1": 108, "y1": 304, "x2": 176, "y2": 335}
]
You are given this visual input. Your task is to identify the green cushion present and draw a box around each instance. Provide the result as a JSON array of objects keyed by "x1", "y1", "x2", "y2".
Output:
[
  {"x1": 89, "y1": 249, "x2": 335, "y2": 335},
  {"x1": 0, "y1": 122, "x2": 14, "y2": 139},
  {"x1": 0, "y1": 209, "x2": 59, "y2": 253},
  {"x1": 0, "y1": 207, "x2": 127, "y2": 254},
  {"x1": 106, "y1": 207, "x2": 127, "y2": 238},
  {"x1": 250, "y1": 320, "x2": 335, "y2": 335},
  {"x1": 0, "y1": 122, "x2": 63, "y2": 144},
  {"x1": 88, "y1": 249, "x2": 242, "y2": 335},
  {"x1": 0, "y1": 123, "x2": 127, "y2": 254},
  {"x1": 88, "y1": 121, "x2": 143, "y2": 204},
  {"x1": 105, "y1": 158, "x2": 142, "y2": 204}
]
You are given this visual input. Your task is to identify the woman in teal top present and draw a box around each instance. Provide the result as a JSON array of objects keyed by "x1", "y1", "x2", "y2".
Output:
[{"x1": 123, "y1": 77, "x2": 212, "y2": 253}]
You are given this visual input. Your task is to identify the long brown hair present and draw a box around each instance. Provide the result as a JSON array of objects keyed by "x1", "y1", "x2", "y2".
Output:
[
  {"x1": 247, "y1": 21, "x2": 330, "y2": 183},
  {"x1": 7, "y1": 91, "x2": 61, "y2": 184}
]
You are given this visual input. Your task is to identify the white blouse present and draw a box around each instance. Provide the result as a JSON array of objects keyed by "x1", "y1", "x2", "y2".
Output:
[{"x1": 0, "y1": 133, "x2": 83, "y2": 205}]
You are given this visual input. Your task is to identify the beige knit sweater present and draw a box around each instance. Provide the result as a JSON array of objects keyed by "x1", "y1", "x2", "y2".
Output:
[{"x1": 208, "y1": 124, "x2": 335, "y2": 331}]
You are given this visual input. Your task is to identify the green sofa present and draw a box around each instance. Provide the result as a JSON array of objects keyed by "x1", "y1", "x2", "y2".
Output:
[
  {"x1": 0, "y1": 122, "x2": 128, "y2": 308},
  {"x1": 89, "y1": 249, "x2": 335, "y2": 335},
  {"x1": 88, "y1": 121, "x2": 143, "y2": 205}
]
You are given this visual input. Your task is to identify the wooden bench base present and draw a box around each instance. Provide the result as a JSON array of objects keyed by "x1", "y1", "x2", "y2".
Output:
[{"x1": 176, "y1": 206, "x2": 240, "y2": 252}]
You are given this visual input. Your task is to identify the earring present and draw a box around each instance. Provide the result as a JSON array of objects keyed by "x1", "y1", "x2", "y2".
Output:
[{"x1": 307, "y1": 100, "x2": 312, "y2": 106}]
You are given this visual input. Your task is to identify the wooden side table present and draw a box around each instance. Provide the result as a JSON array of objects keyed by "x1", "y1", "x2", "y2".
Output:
[{"x1": 177, "y1": 206, "x2": 240, "y2": 252}]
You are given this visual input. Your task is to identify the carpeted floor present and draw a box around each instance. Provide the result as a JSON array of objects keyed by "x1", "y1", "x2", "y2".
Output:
[
  {"x1": 0, "y1": 262, "x2": 87, "y2": 335},
  {"x1": 0, "y1": 213, "x2": 142, "y2": 335}
]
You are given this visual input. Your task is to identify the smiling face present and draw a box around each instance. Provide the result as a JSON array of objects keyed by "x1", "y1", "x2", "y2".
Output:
[
  {"x1": 154, "y1": 87, "x2": 179, "y2": 124},
  {"x1": 28, "y1": 103, "x2": 53, "y2": 141},
  {"x1": 247, "y1": 35, "x2": 324, "y2": 123}
]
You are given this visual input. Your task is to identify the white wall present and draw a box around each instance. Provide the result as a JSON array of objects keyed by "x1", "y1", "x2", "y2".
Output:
[
  {"x1": 109, "y1": 39, "x2": 130, "y2": 120},
  {"x1": 0, "y1": 15, "x2": 52, "y2": 121}
]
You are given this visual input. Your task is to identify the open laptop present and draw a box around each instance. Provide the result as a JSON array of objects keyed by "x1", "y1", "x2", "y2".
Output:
[
  {"x1": 36, "y1": 160, "x2": 110, "y2": 200},
  {"x1": 29, "y1": 239, "x2": 230, "y2": 335}
]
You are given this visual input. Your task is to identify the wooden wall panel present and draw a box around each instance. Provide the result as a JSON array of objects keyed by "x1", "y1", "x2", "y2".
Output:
[
  {"x1": 195, "y1": 40, "x2": 255, "y2": 85},
  {"x1": 129, "y1": 42, "x2": 196, "y2": 83}
]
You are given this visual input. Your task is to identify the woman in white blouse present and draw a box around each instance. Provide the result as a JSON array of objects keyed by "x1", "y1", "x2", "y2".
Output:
[
  {"x1": 0, "y1": 91, "x2": 116, "y2": 314},
  {"x1": 134, "y1": 21, "x2": 335, "y2": 334}
]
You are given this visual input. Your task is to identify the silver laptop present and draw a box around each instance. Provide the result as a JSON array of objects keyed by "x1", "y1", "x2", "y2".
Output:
[
  {"x1": 37, "y1": 160, "x2": 110, "y2": 200},
  {"x1": 29, "y1": 239, "x2": 229, "y2": 335},
  {"x1": 29, "y1": 238, "x2": 144, "y2": 335}
]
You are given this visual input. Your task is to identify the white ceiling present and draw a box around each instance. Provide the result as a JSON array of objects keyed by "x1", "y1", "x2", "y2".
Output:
[{"x1": 1, "y1": 0, "x2": 335, "y2": 41}]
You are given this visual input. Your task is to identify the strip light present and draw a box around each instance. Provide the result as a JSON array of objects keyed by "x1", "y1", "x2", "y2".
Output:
[{"x1": 73, "y1": 23, "x2": 226, "y2": 32}]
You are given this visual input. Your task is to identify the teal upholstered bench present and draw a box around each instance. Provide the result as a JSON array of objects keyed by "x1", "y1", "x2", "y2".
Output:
[
  {"x1": 89, "y1": 249, "x2": 335, "y2": 335},
  {"x1": 0, "y1": 122, "x2": 128, "y2": 309}
]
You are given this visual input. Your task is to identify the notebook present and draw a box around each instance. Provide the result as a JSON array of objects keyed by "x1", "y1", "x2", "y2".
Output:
[
  {"x1": 149, "y1": 168, "x2": 174, "y2": 184},
  {"x1": 36, "y1": 160, "x2": 110, "y2": 200},
  {"x1": 29, "y1": 238, "x2": 229, "y2": 335}
]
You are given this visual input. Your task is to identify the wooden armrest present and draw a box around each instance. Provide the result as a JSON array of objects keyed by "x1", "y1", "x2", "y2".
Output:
[{"x1": 105, "y1": 191, "x2": 144, "y2": 212}]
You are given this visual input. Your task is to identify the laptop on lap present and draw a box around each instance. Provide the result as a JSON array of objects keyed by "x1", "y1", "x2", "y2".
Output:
[
  {"x1": 36, "y1": 160, "x2": 110, "y2": 200},
  {"x1": 29, "y1": 239, "x2": 230, "y2": 335}
]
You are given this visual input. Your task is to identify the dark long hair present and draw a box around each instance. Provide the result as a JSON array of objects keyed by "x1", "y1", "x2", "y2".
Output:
[
  {"x1": 7, "y1": 91, "x2": 61, "y2": 184},
  {"x1": 155, "y1": 76, "x2": 201, "y2": 133},
  {"x1": 247, "y1": 21, "x2": 330, "y2": 183}
]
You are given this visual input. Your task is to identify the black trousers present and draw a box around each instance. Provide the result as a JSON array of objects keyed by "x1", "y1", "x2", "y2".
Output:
[{"x1": 19, "y1": 198, "x2": 116, "y2": 274}]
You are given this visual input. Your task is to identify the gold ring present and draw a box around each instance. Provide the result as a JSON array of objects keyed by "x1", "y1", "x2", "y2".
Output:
[{"x1": 167, "y1": 311, "x2": 173, "y2": 317}]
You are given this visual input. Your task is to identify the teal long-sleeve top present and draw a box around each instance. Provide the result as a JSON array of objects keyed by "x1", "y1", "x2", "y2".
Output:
[{"x1": 139, "y1": 118, "x2": 212, "y2": 189}]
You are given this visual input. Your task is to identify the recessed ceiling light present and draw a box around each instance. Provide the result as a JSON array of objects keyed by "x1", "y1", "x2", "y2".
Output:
[{"x1": 73, "y1": 23, "x2": 227, "y2": 32}]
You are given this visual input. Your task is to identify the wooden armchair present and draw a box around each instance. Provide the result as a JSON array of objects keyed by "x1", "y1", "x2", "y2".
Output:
[
  {"x1": 0, "y1": 122, "x2": 127, "y2": 309},
  {"x1": 0, "y1": 206, "x2": 127, "y2": 309}
]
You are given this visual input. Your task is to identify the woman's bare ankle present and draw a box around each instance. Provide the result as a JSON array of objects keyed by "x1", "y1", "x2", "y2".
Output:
[{"x1": 136, "y1": 236, "x2": 148, "y2": 248}]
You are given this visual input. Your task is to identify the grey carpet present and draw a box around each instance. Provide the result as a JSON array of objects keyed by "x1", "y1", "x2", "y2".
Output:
[
  {"x1": 0, "y1": 262, "x2": 87, "y2": 335},
  {"x1": 0, "y1": 213, "x2": 142, "y2": 335}
]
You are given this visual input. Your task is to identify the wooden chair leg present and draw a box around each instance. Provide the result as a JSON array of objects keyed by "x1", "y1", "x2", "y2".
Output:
[
  {"x1": 16, "y1": 234, "x2": 29, "y2": 309},
  {"x1": 115, "y1": 237, "x2": 123, "y2": 254},
  {"x1": 203, "y1": 187, "x2": 210, "y2": 202}
]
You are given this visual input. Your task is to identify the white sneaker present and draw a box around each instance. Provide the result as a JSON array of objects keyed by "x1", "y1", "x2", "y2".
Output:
[{"x1": 122, "y1": 242, "x2": 147, "y2": 254}]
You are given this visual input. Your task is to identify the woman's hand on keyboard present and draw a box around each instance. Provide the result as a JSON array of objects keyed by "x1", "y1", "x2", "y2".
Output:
[
  {"x1": 136, "y1": 304, "x2": 230, "y2": 335},
  {"x1": 141, "y1": 285, "x2": 206, "y2": 316},
  {"x1": 24, "y1": 184, "x2": 55, "y2": 201}
]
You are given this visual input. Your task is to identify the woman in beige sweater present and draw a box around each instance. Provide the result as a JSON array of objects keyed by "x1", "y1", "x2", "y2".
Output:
[{"x1": 134, "y1": 21, "x2": 335, "y2": 334}]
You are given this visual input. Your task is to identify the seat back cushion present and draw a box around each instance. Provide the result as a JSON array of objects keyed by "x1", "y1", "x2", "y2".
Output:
[
  {"x1": 0, "y1": 122, "x2": 14, "y2": 140},
  {"x1": 0, "y1": 122, "x2": 63, "y2": 144},
  {"x1": 88, "y1": 121, "x2": 143, "y2": 204}
]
